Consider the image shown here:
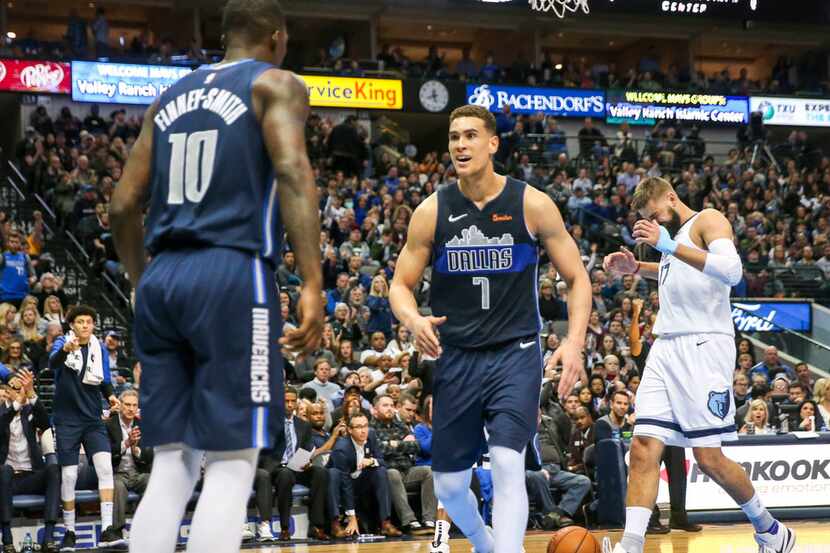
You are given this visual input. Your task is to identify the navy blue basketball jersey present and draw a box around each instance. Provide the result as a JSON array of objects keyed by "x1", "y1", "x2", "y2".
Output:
[
  {"x1": 145, "y1": 59, "x2": 282, "y2": 264},
  {"x1": 430, "y1": 177, "x2": 541, "y2": 348}
]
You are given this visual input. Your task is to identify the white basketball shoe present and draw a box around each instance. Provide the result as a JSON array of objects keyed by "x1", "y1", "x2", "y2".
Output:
[
  {"x1": 754, "y1": 521, "x2": 796, "y2": 553},
  {"x1": 601, "y1": 537, "x2": 629, "y2": 553}
]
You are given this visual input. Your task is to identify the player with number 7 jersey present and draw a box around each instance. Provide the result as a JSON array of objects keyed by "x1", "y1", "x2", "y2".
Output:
[{"x1": 389, "y1": 105, "x2": 591, "y2": 553}]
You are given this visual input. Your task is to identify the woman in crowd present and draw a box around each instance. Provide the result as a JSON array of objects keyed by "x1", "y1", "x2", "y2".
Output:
[
  {"x1": 797, "y1": 399, "x2": 826, "y2": 431},
  {"x1": 739, "y1": 399, "x2": 771, "y2": 435},
  {"x1": 42, "y1": 295, "x2": 65, "y2": 323},
  {"x1": 366, "y1": 274, "x2": 393, "y2": 339},
  {"x1": 384, "y1": 325, "x2": 414, "y2": 358}
]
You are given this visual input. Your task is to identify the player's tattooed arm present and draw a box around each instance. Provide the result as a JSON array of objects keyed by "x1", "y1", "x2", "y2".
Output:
[
  {"x1": 256, "y1": 69, "x2": 323, "y2": 352},
  {"x1": 112, "y1": 100, "x2": 158, "y2": 289}
]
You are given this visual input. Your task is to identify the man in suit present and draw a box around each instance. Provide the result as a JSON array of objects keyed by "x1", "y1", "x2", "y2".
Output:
[
  {"x1": 105, "y1": 389, "x2": 152, "y2": 544},
  {"x1": 328, "y1": 412, "x2": 401, "y2": 537},
  {"x1": 0, "y1": 370, "x2": 60, "y2": 552},
  {"x1": 254, "y1": 387, "x2": 330, "y2": 542}
]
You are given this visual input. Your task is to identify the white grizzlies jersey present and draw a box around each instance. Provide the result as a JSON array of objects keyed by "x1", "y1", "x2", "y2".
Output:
[{"x1": 652, "y1": 213, "x2": 735, "y2": 337}]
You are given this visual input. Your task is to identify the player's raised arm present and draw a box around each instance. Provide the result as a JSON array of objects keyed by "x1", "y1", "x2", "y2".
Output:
[
  {"x1": 389, "y1": 195, "x2": 445, "y2": 358},
  {"x1": 111, "y1": 101, "x2": 158, "y2": 289},
  {"x1": 255, "y1": 69, "x2": 323, "y2": 352},
  {"x1": 525, "y1": 187, "x2": 592, "y2": 397}
]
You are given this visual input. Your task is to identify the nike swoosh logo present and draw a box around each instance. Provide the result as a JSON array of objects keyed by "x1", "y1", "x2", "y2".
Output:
[
  {"x1": 696, "y1": 341, "x2": 708, "y2": 347},
  {"x1": 448, "y1": 213, "x2": 468, "y2": 223},
  {"x1": 520, "y1": 340, "x2": 536, "y2": 349}
]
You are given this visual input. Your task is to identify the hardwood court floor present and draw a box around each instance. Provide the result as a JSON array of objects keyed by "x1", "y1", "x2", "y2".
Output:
[{"x1": 240, "y1": 521, "x2": 830, "y2": 553}]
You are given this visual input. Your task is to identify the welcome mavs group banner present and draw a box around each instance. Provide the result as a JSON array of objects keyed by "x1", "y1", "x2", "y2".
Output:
[
  {"x1": 466, "y1": 83, "x2": 604, "y2": 117},
  {"x1": 731, "y1": 301, "x2": 812, "y2": 332},
  {"x1": 606, "y1": 89, "x2": 749, "y2": 125},
  {"x1": 71, "y1": 61, "x2": 193, "y2": 105},
  {"x1": 750, "y1": 96, "x2": 830, "y2": 128}
]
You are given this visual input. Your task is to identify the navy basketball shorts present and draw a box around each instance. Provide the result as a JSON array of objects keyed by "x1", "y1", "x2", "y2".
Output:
[
  {"x1": 134, "y1": 247, "x2": 284, "y2": 452},
  {"x1": 431, "y1": 335, "x2": 542, "y2": 473},
  {"x1": 54, "y1": 420, "x2": 110, "y2": 466}
]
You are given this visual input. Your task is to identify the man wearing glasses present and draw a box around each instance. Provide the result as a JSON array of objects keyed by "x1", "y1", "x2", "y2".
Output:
[{"x1": 328, "y1": 413, "x2": 400, "y2": 537}]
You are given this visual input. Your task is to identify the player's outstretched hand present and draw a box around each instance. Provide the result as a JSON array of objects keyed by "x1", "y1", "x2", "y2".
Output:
[
  {"x1": 281, "y1": 287, "x2": 324, "y2": 354},
  {"x1": 602, "y1": 246, "x2": 638, "y2": 275},
  {"x1": 552, "y1": 340, "x2": 584, "y2": 399},
  {"x1": 411, "y1": 315, "x2": 446, "y2": 358}
]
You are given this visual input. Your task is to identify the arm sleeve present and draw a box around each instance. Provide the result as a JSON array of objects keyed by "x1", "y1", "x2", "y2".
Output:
[
  {"x1": 100, "y1": 347, "x2": 114, "y2": 398},
  {"x1": 703, "y1": 238, "x2": 743, "y2": 287},
  {"x1": 48, "y1": 337, "x2": 67, "y2": 372}
]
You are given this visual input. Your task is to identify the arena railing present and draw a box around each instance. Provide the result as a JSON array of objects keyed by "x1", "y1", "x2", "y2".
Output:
[{"x1": 5, "y1": 160, "x2": 132, "y2": 326}]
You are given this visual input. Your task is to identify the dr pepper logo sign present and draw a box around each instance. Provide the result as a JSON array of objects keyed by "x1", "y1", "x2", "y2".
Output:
[{"x1": 0, "y1": 59, "x2": 71, "y2": 94}]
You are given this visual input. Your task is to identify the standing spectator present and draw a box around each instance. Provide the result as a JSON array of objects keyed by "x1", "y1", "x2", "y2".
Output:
[
  {"x1": 594, "y1": 390, "x2": 633, "y2": 440},
  {"x1": 327, "y1": 116, "x2": 365, "y2": 177},
  {"x1": 66, "y1": 8, "x2": 88, "y2": 56},
  {"x1": 0, "y1": 370, "x2": 60, "y2": 552},
  {"x1": 371, "y1": 395, "x2": 435, "y2": 534},
  {"x1": 92, "y1": 8, "x2": 110, "y2": 56},
  {"x1": 0, "y1": 232, "x2": 37, "y2": 308},
  {"x1": 567, "y1": 406, "x2": 594, "y2": 476},
  {"x1": 578, "y1": 118, "x2": 608, "y2": 160},
  {"x1": 328, "y1": 413, "x2": 401, "y2": 536},
  {"x1": 106, "y1": 389, "x2": 152, "y2": 543},
  {"x1": 367, "y1": 274, "x2": 393, "y2": 339},
  {"x1": 255, "y1": 387, "x2": 330, "y2": 541},
  {"x1": 48, "y1": 306, "x2": 121, "y2": 550}
]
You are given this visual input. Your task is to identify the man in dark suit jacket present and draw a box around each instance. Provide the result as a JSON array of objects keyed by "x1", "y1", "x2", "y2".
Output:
[
  {"x1": 328, "y1": 412, "x2": 401, "y2": 537},
  {"x1": 254, "y1": 387, "x2": 330, "y2": 542},
  {"x1": 0, "y1": 370, "x2": 60, "y2": 552},
  {"x1": 105, "y1": 389, "x2": 152, "y2": 543}
]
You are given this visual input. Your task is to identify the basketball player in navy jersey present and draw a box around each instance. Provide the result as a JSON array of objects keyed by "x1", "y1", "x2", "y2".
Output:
[
  {"x1": 390, "y1": 104, "x2": 592, "y2": 553},
  {"x1": 111, "y1": 1, "x2": 323, "y2": 552}
]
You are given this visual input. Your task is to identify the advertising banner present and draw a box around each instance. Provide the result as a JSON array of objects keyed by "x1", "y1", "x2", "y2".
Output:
[
  {"x1": 656, "y1": 442, "x2": 830, "y2": 510},
  {"x1": 71, "y1": 61, "x2": 192, "y2": 104},
  {"x1": 466, "y1": 83, "x2": 604, "y2": 117},
  {"x1": 731, "y1": 301, "x2": 812, "y2": 332},
  {"x1": 750, "y1": 96, "x2": 830, "y2": 127},
  {"x1": 302, "y1": 75, "x2": 402, "y2": 110},
  {"x1": 606, "y1": 90, "x2": 749, "y2": 125},
  {"x1": 0, "y1": 59, "x2": 71, "y2": 94}
]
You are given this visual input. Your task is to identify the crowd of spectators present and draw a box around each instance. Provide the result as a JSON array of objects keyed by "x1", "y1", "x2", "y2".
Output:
[{"x1": 5, "y1": 87, "x2": 830, "y2": 542}]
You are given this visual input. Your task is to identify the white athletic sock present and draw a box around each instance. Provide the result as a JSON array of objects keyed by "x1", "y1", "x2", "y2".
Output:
[
  {"x1": 620, "y1": 506, "x2": 650, "y2": 553},
  {"x1": 63, "y1": 509, "x2": 75, "y2": 533},
  {"x1": 186, "y1": 448, "x2": 260, "y2": 553},
  {"x1": 128, "y1": 444, "x2": 203, "y2": 553},
  {"x1": 434, "y1": 469, "x2": 492, "y2": 553},
  {"x1": 490, "y1": 446, "x2": 527, "y2": 553},
  {"x1": 101, "y1": 501, "x2": 114, "y2": 530},
  {"x1": 740, "y1": 494, "x2": 776, "y2": 534},
  {"x1": 434, "y1": 519, "x2": 450, "y2": 544}
]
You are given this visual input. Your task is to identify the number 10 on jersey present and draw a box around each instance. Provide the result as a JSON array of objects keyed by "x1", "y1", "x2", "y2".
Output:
[
  {"x1": 167, "y1": 130, "x2": 218, "y2": 204},
  {"x1": 473, "y1": 277, "x2": 490, "y2": 310}
]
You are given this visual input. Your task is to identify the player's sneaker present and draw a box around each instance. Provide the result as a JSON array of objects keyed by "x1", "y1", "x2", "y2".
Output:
[
  {"x1": 469, "y1": 527, "x2": 525, "y2": 553},
  {"x1": 430, "y1": 537, "x2": 450, "y2": 553},
  {"x1": 258, "y1": 521, "x2": 276, "y2": 542},
  {"x1": 601, "y1": 537, "x2": 629, "y2": 553},
  {"x1": 99, "y1": 526, "x2": 126, "y2": 547},
  {"x1": 755, "y1": 521, "x2": 796, "y2": 553},
  {"x1": 241, "y1": 523, "x2": 255, "y2": 542}
]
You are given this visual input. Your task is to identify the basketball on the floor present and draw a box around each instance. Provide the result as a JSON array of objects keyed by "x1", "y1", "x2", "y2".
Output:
[{"x1": 547, "y1": 526, "x2": 600, "y2": 553}]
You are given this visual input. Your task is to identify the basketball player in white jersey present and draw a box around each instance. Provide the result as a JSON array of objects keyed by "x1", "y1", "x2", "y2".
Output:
[{"x1": 602, "y1": 177, "x2": 795, "y2": 553}]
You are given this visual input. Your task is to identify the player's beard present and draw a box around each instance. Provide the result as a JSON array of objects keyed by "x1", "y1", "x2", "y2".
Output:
[{"x1": 665, "y1": 207, "x2": 683, "y2": 237}]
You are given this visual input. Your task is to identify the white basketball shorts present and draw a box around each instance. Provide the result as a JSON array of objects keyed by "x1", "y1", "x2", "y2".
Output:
[{"x1": 633, "y1": 333, "x2": 738, "y2": 448}]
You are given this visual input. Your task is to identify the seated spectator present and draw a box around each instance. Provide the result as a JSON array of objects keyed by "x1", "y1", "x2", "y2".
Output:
[
  {"x1": 734, "y1": 373, "x2": 751, "y2": 409},
  {"x1": 255, "y1": 387, "x2": 330, "y2": 541},
  {"x1": 331, "y1": 385, "x2": 372, "y2": 425},
  {"x1": 3, "y1": 341, "x2": 31, "y2": 372},
  {"x1": 293, "y1": 346, "x2": 336, "y2": 383},
  {"x1": 360, "y1": 331, "x2": 390, "y2": 367},
  {"x1": 594, "y1": 390, "x2": 634, "y2": 440},
  {"x1": 797, "y1": 399, "x2": 826, "y2": 431},
  {"x1": 738, "y1": 399, "x2": 771, "y2": 434},
  {"x1": 371, "y1": 395, "x2": 434, "y2": 535},
  {"x1": 103, "y1": 331, "x2": 129, "y2": 371},
  {"x1": 794, "y1": 362, "x2": 815, "y2": 397},
  {"x1": 42, "y1": 295, "x2": 65, "y2": 324},
  {"x1": 301, "y1": 359, "x2": 342, "y2": 412},
  {"x1": 0, "y1": 369, "x2": 60, "y2": 552},
  {"x1": 749, "y1": 346, "x2": 794, "y2": 382},
  {"x1": 567, "y1": 406, "x2": 595, "y2": 476},
  {"x1": 328, "y1": 413, "x2": 401, "y2": 536},
  {"x1": 383, "y1": 326, "x2": 413, "y2": 358},
  {"x1": 106, "y1": 389, "x2": 152, "y2": 542},
  {"x1": 276, "y1": 250, "x2": 301, "y2": 289}
]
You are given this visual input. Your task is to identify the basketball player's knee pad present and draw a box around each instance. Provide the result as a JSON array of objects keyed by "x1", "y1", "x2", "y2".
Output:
[
  {"x1": 92, "y1": 452, "x2": 114, "y2": 490},
  {"x1": 61, "y1": 465, "x2": 78, "y2": 502}
]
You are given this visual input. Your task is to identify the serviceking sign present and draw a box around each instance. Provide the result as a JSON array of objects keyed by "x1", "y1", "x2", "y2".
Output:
[
  {"x1": 301, "y1": 75, "x2": 402, "y2": 110},
  {"x1": 0, "y1": 59, "x2": 71, "y2": 94},
  {"x1": 751, "y1": 96, "x2": 830, "y2": 127},
  {"x1": 466, "y1": 83, "x2": 604, "y2": 117}
]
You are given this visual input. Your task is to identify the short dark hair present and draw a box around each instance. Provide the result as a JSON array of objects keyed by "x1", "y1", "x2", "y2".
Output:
[
  {"x1": 66, "y1": 305, "x2": 97, "y2": 324},
  {"x1": 449, "y1": 105, "x2": 497, "y2": 136},
  {"x1": 347, "y1": 412, "x2": 368, "y2": 427},
  {"x1": 284, "y1": 385, "x2": 299, "y2": 397},
  {"x1": 222, "y1": 0, "x2": 285, "y2": 44},
  {"x1": 611, "y1": 389, "x2": 630, "y2": 403},
  {"x1": 397, "y1": 392, "x2": 417, "y2": 407},
  {"x1": 297, "y1": 387, "x2": 315, "y2": 401}
]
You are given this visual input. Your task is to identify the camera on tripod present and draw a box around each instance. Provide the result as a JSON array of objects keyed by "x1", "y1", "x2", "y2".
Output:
[{"x1": 745, "y1": 110, "x2": 780, "y2": 171}]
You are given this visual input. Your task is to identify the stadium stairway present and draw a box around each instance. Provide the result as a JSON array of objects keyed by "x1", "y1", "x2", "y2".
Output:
[{"x1": 3, "y1": 160, "x2": 132, "y2": 336}]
